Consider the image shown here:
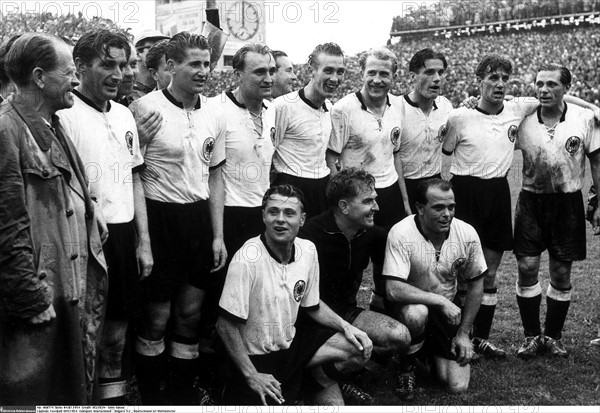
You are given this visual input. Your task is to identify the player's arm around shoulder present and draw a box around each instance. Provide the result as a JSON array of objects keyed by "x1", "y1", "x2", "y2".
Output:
[{"x1": 129, "y1": 92, "x2": 163, "y2": 148}]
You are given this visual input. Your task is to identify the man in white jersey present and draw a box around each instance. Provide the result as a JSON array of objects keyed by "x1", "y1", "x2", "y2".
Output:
[
  {"x1": 129, "y1": 32, "x2": 227, "y2": 404},
  {"x1": 218, "y1": 185, "x2": 372, "y2": 405},
  {"x1": 381, "y1": 179, "x2": 486, "y2": 395},
  {"x1": 398, "y1": 48, "x2": 454, "y2": 210},
  {"x1": 327, "y1": 47, "x2": 410, "y2": 228},
  {"x1": 514, "y1": 64, "x2": 600, "y2": 359},
  {"x1": 271, "y1": 50, "x2": 298, "y2": 99},
  {"x1": 58, "y1": 29, "x2": 153, "y2": 405},
  {"x1": 270, "y1": 43, "x2": 346, "y2": 218}
]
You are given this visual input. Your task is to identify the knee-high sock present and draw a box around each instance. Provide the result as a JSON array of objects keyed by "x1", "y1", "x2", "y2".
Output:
[
  {"x1": 168, "y1": 334, "x2": 200, "y2": 405},
  {"x1": 99, "y1": 377, "x2": 127, "y2": 405},
  {"x1": 134, "y1": 336, "x2": 167, "y2": 405},
  {"x1": 516, "y1": 281, "x2": 542, "y2": 337},
  {"x1": 544, "y1": 284, "x2": 571, "y2": 340},
  {"x1": 473, "y1": 288, "x2": 497, "y2": 340}
]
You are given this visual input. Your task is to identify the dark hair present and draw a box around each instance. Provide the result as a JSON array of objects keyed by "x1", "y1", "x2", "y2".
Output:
[
  {"x1": 5, "y1": 33, "x2": 61, "y2": 87},
  {"x1": 0, "y1": 34, "x2": 22, "y2": 85},
  {"x1": 414, "y1": 178, "x2": 453, "y2": 206},
  {"x1": 358, "y1": 47, "x2": 398, "y2": 75},
  {"x1": 272, "y1": 50, "x2": 288, "y2": 68},
  {"x1": 409, "y1": 48, "x2": 448, "y2": 73},
  {"x1": 73, "y1": 29, "x2": 131, "y2": 66},
  {"x1": 537, "y1": 63, "x2": 572, "y2": 87},
  {"x1": 475, "y1": 54, "x2": 512, "y2": 79},
  {"x1": 146, "y1": 39, "x2": 169, "y2": 71},
  {"x1": 326, "y1": 168, "x2": 375, "y2": 209},
  {"x1": 232, "y1": 43, "x2": 272, "y2": 71},
  {"x1": 165, "y1": 32, "x2": 211, "y2": 64},
  {"x1": 308, "y1": 42, "x2": 344, "y2": 68},
  {"x1": 261, "y1": 185, "x2": 305, "y2": 213}
]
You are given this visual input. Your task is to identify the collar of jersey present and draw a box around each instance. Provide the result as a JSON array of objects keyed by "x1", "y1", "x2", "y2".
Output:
[
  {"x1": 299, "y1": 88, "x2": 328, "y2": 112},
  {"x1": 260, "y1": 233, "x2": 296, "y2": 264},
  {"x1": 537, "y1": 102, "x2": 567, "y2": 124},
  {"x1": 404, "y1": 93, "x2": 438, "y2": 110},
  {"x1": 163, "y1": 88, "x2": 201, "y2": 110},
  {"x1": 226, "y1": 90, "x2": 267, "y2": 110},
  {"x1": 355, "y1": 91, "x2": 391, "y2": 112},
  {"x1": 475, "y1": 105, "x2": 504, "y2": 116},
  {"x1": 320, "y1": 209, "x2": 367, "y2": 240},
  {"x1": 73, "y1": 89, "x2": 111, "y2": 113},
  {"x1": 414, "y1": 215, "x2": 450, "y2": 242}
]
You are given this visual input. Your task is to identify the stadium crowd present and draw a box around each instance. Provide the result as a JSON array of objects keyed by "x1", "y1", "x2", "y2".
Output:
[{"x1": 1, "y1": 5, "x2": 600, "y2": 408}]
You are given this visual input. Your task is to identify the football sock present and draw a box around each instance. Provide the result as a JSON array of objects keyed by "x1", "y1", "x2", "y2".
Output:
[
  {"x1": 98, "y1": 377, "x2": 127, "y2": 405},
  {"x1": 473, "y1": 288, "x2": 497, "y2": 340},
  {"x1": 516, "y1": 281, "x2": 542, "y2": 337},
  {"x1": 544, "y1": 284, "x2": 571, "y2": 340},
  {"x1": 168, "y1": 335, "x2": 200, "y2": 405},
  {"x1": 134, "y1": 336, "x2": 167, "y2": 405}
]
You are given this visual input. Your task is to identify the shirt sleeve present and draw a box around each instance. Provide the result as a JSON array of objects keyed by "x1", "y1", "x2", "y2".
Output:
[
  {"x1": 461, "y1": 225, "x2": 488, "y2": 282},
  {"x1": 218, "y1": 250, "x2": 252, "y2": 322},
  {"x1": 328, "y1": 103, "x2": 350, "y2": 154},
  {"x1": 441, "y1": 111, "x2": 460, "y2": 155},
  {"x1": 584, "y1": 110, "x2": 600, "y2": 156},
  {"x1": 128, "y1": 114, "x2": 145, "y2": 171},
  {"x1": 209, "y1": 105, "x2": 227, "y2": 168},
  {"x1": 301, "y1": 241, "x2": 321, "y2": 309},
  {"x1": 382, "y1": 227, "x2": 411, "y2": 281},
  {"x1": 271, "y1": 98, "x2": 289, "y2": 149}
]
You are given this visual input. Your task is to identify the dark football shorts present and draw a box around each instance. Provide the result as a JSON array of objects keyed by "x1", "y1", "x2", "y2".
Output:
[
  {"x1": 144, "y1": 198, "x2": 214, "y2": 302},
  {"x1": 514, "y1": 190, "x2": 586, "y2": 261},
  {"x1": 272, "y1": 173, "x2": 329, "y2": 219},
  {"x1": 404, "y1": 174, "x2": 442, "y2": 212},
  {"x1": 451, "y1": 175, "x2": 513, "y2": 251},
  {"x1": 375, "y1": 180, "x2": 407, "y2": 229}
]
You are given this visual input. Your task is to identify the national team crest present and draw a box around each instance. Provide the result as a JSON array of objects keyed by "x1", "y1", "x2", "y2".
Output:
[
  {"x1": 202, "y1": 137, "x2": 216, "y2": 162},
  {"x1": 125, "y1": 131, "x2": 134, "y2": 155},
  {"x1": 293, "y1": 280, "x2": 306, "y2": 302},
  {"x1": 390, "y1": 127, "x2": 401, "y2": 146},
  {"x1": 437, "y1": 124, "x2": 447, "y2": 142},
  {"x1": 508, "y1": 125, "x2": 518, "y2": 142},
  {"x1": 565, "y1": 136, "x2": 581, "y2": 154},
  {"x1": 270, "y1": 127, "x2": 276, "y2": 144},
  {"x1": 451, "y1": 258, "x2": 466, "y2": 277}
]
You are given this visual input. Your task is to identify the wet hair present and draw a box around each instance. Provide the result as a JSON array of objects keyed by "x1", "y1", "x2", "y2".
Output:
[
  {"x1": 165, "y1": 31, "x2": 211, "y2": 64},
  {"x1": 261, "y1": 185, "x2": 305, "y2": 213},
  {"x1": 146, "y1": 39, "x2": 169, "y2": 71},
  {"x1": 4, "y1": 33, "x2": 61, "y2": 87},
  {"x1": 307, "y1": 42, "x2": 344, "y2": 68},
  {"x1": 232, "y1": 43, "x2": 272, "y2": 71},
  {"x1": 414, "y1": 178, "x2": 453, "y2": 206},
  {"x1": 358, "y1": 47, "x2": 398, "y2": 75},
  {"x1": 326, "y1": 168, "x2": 376, "y2": 209},
  {"x1": 537, "y1": 63, "x2": 572, "y2": 87},
  {"x1": 475, "y1": 54, "x2": 512, "y2": 79},
  {"x1": 409, "y1": 48, "x2": 448, "y2": 73},
  {"x1": 73, "y1": 29, "x2": 131, "y2": 67}
]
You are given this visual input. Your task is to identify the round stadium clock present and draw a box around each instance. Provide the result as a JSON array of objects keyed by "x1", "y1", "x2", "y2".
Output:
[{"x1": 226, "y1": 1, "x2": 260, "y2": 41}]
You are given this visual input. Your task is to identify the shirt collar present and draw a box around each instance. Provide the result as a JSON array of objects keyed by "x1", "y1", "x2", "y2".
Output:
[
  {"x1": 163, "y1": 88, "x2": 201, "y2": 109},
  {"x1": 73, "y1": 89, "x2": 111, "y2": 112},
  {"x1": 299, "y1": 88, "x2": 328, "y2": 112},
  {"x1": 355, "y1": 91, "x2": 391, "y2": 112},
  {"x1": 260, "y1": 233, "x2": 296, "y2": 264},
  {"x1": 475, "y1": 104, "x2": 504, "y2": 115},
  {"x1": 404, "y1": 93, "x2": 438, "y2": 110},
  {"x1": 226, "y1": 90, "x2": 268, "y2": 110},
  {"x1": 537, "y1": 102, "x2": 568, "y2": 124},
  {"x1": 414, "y1": 215, "x2": 449, "y2": 241}
]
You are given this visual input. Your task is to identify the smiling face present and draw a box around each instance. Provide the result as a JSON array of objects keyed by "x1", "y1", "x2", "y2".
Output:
[
  {"x1": 262, "y1": 193, "x2": 306, "y2": 247},
  {"x1": 412, "y1": 58, "x2": 445, "y2": 101},
  {"x1": 238, "y1": 51, "x2": 276, "y2": 101},
  {"x1": 42, "y1": 41, "x2": 80, "y2": 112},
  {"x1": 168, "y1": 47, "x2": 211, "y2": 96},
  {"x1": 341, "y1": 183, "x2": 379, "y2": 230},
  {"x1": 479, "y1": 68, "x2": 510, "y2": 106},
  {"x1": 150, "y1": 57, "x2": 171, "y2": 90},
  {"x1": 361, "y1": 55, "x2": 394, "y2": 101},
  {"x1": 536, "y1": 70, "x2": 567, "y2": 109},
  {"x1": 118, "y1": 49, "x2": 138, "y2": 96},
  {"x1": 272, "y1": 55, "x2": 297, "y2": 98},
  {"x1": 416, "y1": 186, "x2": 455, "y2": 236},
  {"x1": 78, "y1": 46, "x2": 128, "y2": 105},
  {"x1": 311, "y1": 52, "x2": 345, "y2": 99}
]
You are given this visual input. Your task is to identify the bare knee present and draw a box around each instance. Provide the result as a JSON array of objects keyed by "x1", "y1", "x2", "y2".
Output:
[
  {"x1": 447, "y1": 381, "x2": 469, "y2": 394},
  {"x1": 383, "y1": 321, "x2": 411, "y2": 354},
  {"x1": 399, "y1": 304, "x2": 428, "y2": 336}
]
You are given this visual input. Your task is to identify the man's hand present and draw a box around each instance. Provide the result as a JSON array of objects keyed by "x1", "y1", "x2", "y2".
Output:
[
  {"x1": 451, "y1": 332, "x2": 474, "y2": 366},
  {"x1": 459, "y1": 96, "x2": 479, "y2": 109},
  {"x1": 26, "y1": 304, "x2": 56, "y2": 325},
  {"x1": 96, "y1": 207, "x2": 109, "y2": 244},
  {"x1": 136, "y1": 110, "x2": 163, "y2": 147},
  {"x1": 211, "y1": 238, "x2": 227, "y2": 272},
  {"x1": 137, "y1": 240, "x2": 153, "y2": 280},
  {"x1": 593, "y1": 107, "x2": 600, "y2": 126},
  {"x1": 342, "y1": 323, "x2": 373, "y2": 359},
  {"x1": 440, "y1": 298, "x2": 462, "y2": 326},
  {"x1": 593, "y1": 207, "x2": 600, "y2": 235},
  {"x1": 246, "y1": 372, "x2": 285, "y2": 405}
]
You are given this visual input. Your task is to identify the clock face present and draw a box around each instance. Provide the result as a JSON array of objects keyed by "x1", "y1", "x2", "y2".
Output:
[{"x1": 226, "y1": 1, "x2": 260, "y2": 41}]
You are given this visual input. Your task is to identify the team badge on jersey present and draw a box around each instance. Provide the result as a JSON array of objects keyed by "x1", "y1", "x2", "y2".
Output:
[
  {"x1": 293, "y1": 280, "x2": 306, "y2": 302},
  {"x1": 437, "y1": 124, "x2": 447, "y2": 142},
  {"x1": 390, "y1": 127, "x2": 401, "y2": 146},
  {"x1": 451, "y1": 258, "x2": 466, "y2": 277},
  {"x1": 125, "y1": 131, "x2": 134, "y2": 155},
  {"x1": 270, "y1": 127, "x2": 276, "y2": 144},
  {"x1": 508, "y1": 125, "x2": 518, "y2": 142},
  {"x1": 565, "y1": 136, "x2": 581, "y2": 154},
  {"x1": 202, "y1": 137, "x2": 216, "y2": 162}
]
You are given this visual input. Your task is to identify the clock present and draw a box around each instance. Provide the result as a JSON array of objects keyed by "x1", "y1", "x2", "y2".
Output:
[{"x1": 226, "y1": 1, "x2": 260, "y2": 41}]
